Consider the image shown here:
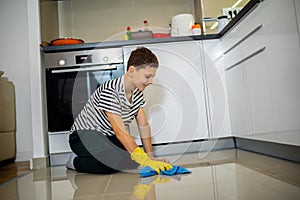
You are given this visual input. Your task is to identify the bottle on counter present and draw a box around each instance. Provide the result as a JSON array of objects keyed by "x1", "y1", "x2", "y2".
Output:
[
  {"x1": 192, "y1": 23, "x2": 201, "y2": 35},
  {"x1": 124, "y1": 26, "x2": 131, "y2": 40},
  {"x1": 142, "y1": 20, "x2": 149, "y2": 31}
]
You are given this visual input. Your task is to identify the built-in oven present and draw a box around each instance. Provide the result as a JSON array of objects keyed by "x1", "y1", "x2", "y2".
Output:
[{"x1": 43, "y1": 48, "x2": 125, "y2": 166}]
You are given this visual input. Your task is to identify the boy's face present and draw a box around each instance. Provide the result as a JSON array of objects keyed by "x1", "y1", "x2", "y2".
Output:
[{"x1": 132, "y1": 65, "x2": 157, "y2": 91}]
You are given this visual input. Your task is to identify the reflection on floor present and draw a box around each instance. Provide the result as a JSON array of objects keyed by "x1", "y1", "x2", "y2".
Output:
[
  {"x1": 0, "y1": 161, "x2": 30, "y2": 185},
  {"x1": 0, "y1": 149, "x2": 299, "y2": 200}
]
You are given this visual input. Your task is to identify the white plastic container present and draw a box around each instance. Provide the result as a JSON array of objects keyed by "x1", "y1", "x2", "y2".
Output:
[{"x1": 171, "y1": 14, "x2": 195, "y2": 37}]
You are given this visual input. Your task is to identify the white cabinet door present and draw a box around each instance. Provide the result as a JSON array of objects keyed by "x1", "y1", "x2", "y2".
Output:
[
  {"x1": 220, "y1": 28, "x2": 253, "y2": 136},
  {"x1": 266, "y1": 34, "x2": 300, "y2": 131},
  {"x1": 240, "y1": 0, "x2": 300, "y2": 133},
  {"x1": 241, "y1": 36, "x2": 275, "y2": 134},
  {"x1": 123, "y1": 41, "x2": 208, "y2": 145},
  {"x1": 223, "y1": 0, "x2": 300, "y2": 144},
  {"x1": 225, "y1": 59, "x2": 252, "y2": 136},
  {"x1": 202, "y1": 39, "x2": 232, "y2": 138}
]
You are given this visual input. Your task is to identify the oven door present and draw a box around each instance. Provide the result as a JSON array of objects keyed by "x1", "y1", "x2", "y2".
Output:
[{"x1": 45, "y1": 64, "x2": 125, "y2": 132}]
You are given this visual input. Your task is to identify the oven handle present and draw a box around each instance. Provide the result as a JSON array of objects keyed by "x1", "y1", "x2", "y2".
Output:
[{"x1": 51, "y1": 65, "x2": 118, "y2": 74}]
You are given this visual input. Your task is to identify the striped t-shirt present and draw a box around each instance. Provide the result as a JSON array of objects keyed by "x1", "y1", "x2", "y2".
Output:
[{"x1": 71, "y1": 75, "x2": 146, "y2": 136}]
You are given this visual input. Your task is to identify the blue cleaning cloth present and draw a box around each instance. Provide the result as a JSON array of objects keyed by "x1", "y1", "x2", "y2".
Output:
[{"x1": 139, "y1": 165, "x2": 191, "y2": 177}]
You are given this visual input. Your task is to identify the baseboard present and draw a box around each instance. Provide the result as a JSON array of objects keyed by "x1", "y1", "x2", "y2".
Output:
[
  {"x1": 157, "y1": 136, "x2": 300, "y2": 163},
  {"x1": 153, "y1": 137, "x2": 236, "y2": 157},
  {"x1": 235, "y1": 137, "x2": 300, "y2": 163},
  {"x1": 15, "y1": 151, "x2": 32, "y2": 162}
]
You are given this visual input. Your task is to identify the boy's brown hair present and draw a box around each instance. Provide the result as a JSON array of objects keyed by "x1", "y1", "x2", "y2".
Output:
[{"x1": 127, "y1": 47, "x2": 159, "y2": 71}]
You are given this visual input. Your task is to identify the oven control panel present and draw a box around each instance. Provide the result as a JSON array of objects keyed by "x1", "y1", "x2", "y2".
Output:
[{"x1": 44, "y1": 48, "x2": 123, "y2": 68}]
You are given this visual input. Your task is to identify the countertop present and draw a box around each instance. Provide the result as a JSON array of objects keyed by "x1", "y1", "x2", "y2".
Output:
[{"x1": 42, "y1": 0, "x2": 261, "y2": 53}]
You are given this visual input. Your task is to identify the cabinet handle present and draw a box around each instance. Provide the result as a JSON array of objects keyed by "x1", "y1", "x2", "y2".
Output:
[
  {"x1": 225, "y1": 47, "x2": 266, "y2": 71},
  {"x1": 51, "y1": 65, "x2": 117, "y2": 74},
  {"x1": 223, "y1": 24, "x2": 263, "y2": 55}
]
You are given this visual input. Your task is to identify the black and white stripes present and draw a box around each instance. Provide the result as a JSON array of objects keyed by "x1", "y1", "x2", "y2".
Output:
[{"x1": 71, "y1": 76, "x2": 145, "y2": 136}]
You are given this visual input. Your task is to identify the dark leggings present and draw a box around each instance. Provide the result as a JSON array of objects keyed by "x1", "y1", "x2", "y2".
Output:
[{"x1": 69, "y1": 130, "x2": 138, "y2": 174}]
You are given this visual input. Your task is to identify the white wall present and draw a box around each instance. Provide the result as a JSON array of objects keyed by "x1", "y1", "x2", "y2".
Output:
[
  {"x1": 49, "y1": 0, "x2": 196, "y2": 42},
  {"x1": 39, "y1": 1, "x2": 59, "y2": 43},
  {"x1": 0, "y1": 0, "x2": 46, "y2": 162}
]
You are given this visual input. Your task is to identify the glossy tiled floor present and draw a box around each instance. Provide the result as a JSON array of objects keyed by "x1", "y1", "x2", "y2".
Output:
[
  {"x1": 0, "y1": 161, "x2": 30, "y2": 185},
  {"x1": 0, "y1": 149, "x2": 299, "y2": 200}
]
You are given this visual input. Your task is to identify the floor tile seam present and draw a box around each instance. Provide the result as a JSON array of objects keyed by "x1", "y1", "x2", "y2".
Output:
[
  {"x1": 101, "y1": 191, "x2": 133, "y2": 196},
  {"x1": 102, "y1": 174, "x2": 113, "y2": 195},
  {"x1": 71, "y1": 192, "x2": 133, "y2": 200},
  {"x1": 75, "y1": 192, "x2": 133, "y2": 200}
]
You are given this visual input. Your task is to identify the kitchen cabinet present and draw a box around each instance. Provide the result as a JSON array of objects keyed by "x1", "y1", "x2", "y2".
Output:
[
  {"x1": 222, "y1": 0, "x2": 300, "y2": 144},
  {"x1": 237, "y1": 0, "x2": 300, "y2": 133},
  {"x1": 242, "y1": 38, "x2": 275, "y2": 134},
  {"x1": 201, "y1": 39, "x2": 232, "y2": 138},
  {"x1": 224, "y1": 34, "x2": 275, "y2": 135},
  {"x1": 225, "y1": 53, "x2": 252, "y2": 136},
  {"x1": 123, "y1": 41, "x2": 209, "y2": 147},
  {"x1": 202, "y1": 8, "x2": 261, "y2": 137}
]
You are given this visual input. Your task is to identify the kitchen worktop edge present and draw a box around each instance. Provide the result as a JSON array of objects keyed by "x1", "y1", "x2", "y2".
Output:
[{"x1": 41, "y1": 34, "x2": 218, "y2": 53}]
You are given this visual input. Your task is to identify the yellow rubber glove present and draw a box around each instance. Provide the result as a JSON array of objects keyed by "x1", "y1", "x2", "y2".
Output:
[{"x1": 131, "y1": 147, "x2": 172, "y2": 174}]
